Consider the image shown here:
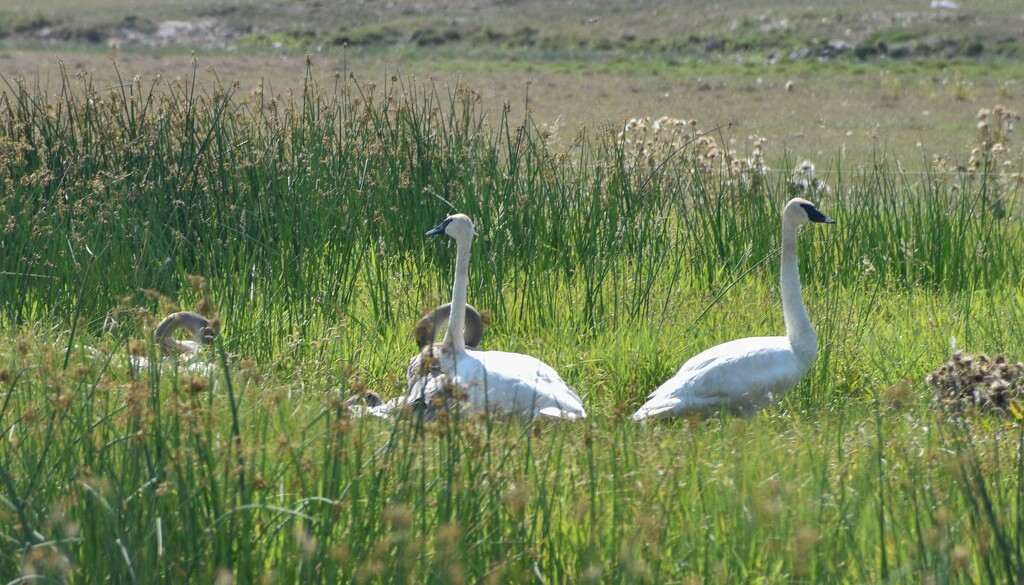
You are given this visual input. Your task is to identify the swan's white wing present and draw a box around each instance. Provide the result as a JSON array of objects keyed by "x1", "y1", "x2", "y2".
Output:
[
  {"x1": 634, "y1": 336, "x2": 808, "y2": 420},
  {"x1": 447, "y1": 349, "x2": 586, "y2": 419},
  {"x1": 130, "y1": 352, "x2": 216, "y2": 376}
]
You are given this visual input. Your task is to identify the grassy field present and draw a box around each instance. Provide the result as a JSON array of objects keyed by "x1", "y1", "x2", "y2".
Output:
[
  {"x1": 2, "y1": 60, "x2": 1024, "y2": 583},
  {"x1": 4, "y1": 1, "x2": 1024, "y2": 583}
]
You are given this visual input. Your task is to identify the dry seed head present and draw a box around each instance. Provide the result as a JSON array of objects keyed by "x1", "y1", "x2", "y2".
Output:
[
  {"x1": 180, "y1": 375, "x2": 210, "y2": 393},
  {"x1": 581, "y1": 564, "x2": 603, "y2": 585},
  {"x1": 383, "y1": 503, "x2": 414, "y2": 533},
  {"x1": 186, "y1": 274, "x2": 208, "y2": 291},
  {"x1": 292, "y1": 521, "x2": 317, "y2": 559},
  {"x1": 20, "y1": 545, "x2": 73, "y2": 580},
  {"x1": 951, "y1": 545, "x2": 970, "y2": 571},
  {"x1": 56, "y1": 390, "x2": 75, "y2": 410},
  {"x1": 349, "y1": 375, "x2": 367, "y2": 394},
  {"x1": 882, "y1": 378, "x2": 915, "y2": 410},
  {"x1": 436, "y1": 523, "x2": 461, "y2": 549},
  {"x1": 330, "y1": 543, "x2": 351, "y2": 565},
  {"x1": 239, "y1": 358, "x2": 260, "y2": 383},
  {"x1": 129, "y1": 339, "x2": 145, "y2": 356},
  {"x1": 196, "y1": 298, "x2": 215, "y2": 317},
  {"x1": 504, "y1": 482, "x2": 532, "y2": 517}
]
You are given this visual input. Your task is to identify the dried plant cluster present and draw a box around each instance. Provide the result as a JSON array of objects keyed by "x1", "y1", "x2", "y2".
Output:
[
  {"x1": 920, "y1": 103, "x2": 1024, "y2": 216},
  {"x1": 617, "y1": 116, "x2": 836, "y2": 201},
  {"x1": 618, "y1": 116, "x2": 770, "y2": 186},
  {"x1": 926, "y1": 351, "x2": 1024, "y2": 415},
  {"x1": 968, "y1": 104, "x2": 1021, "y2": 175}
]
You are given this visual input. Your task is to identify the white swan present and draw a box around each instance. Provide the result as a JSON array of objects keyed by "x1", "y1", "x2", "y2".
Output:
[
  {"x1": 414, "y1": 214, "x2": 586, "y2": 420},
  {"x1": 633, "y1": 197, "x2": 833, "y2": 421}
]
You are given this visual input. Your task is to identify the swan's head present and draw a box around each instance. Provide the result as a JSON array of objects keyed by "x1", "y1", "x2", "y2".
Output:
[
  {"x1": 784, "y1": 197, "x2": 834, "y2": 225},
  {"x1": 426, "y1": 213, "x2": 476, "y2": 242}
]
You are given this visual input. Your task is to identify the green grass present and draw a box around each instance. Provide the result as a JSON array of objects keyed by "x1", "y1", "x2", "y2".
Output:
[{"x1": 3, "y1": 63, "x2": 1024, "y2": 582}]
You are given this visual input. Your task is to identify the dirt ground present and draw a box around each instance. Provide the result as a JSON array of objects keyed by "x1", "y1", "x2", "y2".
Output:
[
  {"x1": 4, "y1": 0, "x2": 1021, "y2": 167},
  {"x1": 0, "y1": 47, "x2": 1013, "y2": 169}
]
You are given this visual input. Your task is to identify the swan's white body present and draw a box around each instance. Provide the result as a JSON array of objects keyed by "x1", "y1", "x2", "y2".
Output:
[
  {"x1": 633, "y1": 198, "x2": 833, "y2": 421},
  {"x1": 405, "y1": 214, "x2": 586, "y2": 420},
  {"x1": 407, "y1": 346, "x2": 585, "y2": 419}
]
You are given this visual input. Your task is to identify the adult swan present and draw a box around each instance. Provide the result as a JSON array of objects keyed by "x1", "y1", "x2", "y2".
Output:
[
  {"x1": 423, "y1": 214, "x2": 586, "y2": 420},
  {"x1": 633, "y1": 198, "x2": 834, "y2": 420}
]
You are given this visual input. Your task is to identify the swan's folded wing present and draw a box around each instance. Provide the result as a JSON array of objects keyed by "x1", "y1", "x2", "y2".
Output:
[
  {"x1": 460, "y1": 349, "x2": 586, "y2": 419},
  {"x1": 636, "y1": 337, "x2": 802, "y2": 419}
]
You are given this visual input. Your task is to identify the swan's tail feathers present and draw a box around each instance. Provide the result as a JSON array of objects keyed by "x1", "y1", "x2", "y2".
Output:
[
  {"x1": 537, "y1": 405, "x2": 587, "y2": 420},
  {"x1": 632, "y1": 398, "x2": 680, "y2": 421}
]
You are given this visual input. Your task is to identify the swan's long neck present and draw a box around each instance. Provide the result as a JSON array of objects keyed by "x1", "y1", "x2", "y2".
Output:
[
  {"x1": 442, "y1": 235, "x2": 472, "y2": 353},
  {"x1": 780, "y1": 220, "x2": 817, "y2": 363}
]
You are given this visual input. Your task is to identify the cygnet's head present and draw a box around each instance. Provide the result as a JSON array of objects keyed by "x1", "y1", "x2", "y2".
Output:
[
  {"x1": 783, "y1": 197, "x2": 834, "y2": 225},
  {"x1": 426, "y1": 213, "x2": 476, "y2": 242}
]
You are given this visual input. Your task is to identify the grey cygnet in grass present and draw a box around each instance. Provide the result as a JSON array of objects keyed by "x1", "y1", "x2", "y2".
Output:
[
  {"x1": 406, "y1": 302, "x2": 487, "y2": 420},
  {"x1": 154, "y1": 311, "x2": 217, "y2": 355},
  {"x1": 413, "y1": 302, "x2": 485, "y2": 350}
]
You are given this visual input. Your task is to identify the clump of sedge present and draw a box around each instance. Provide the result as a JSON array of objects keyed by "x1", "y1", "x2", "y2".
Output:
[{"x1": 926, "y1": 351, "x2": 1024, "y2": 415}]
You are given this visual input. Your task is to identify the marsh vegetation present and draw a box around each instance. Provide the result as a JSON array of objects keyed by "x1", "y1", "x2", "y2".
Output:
[
  {"x1": 3, "y1": 0, "x2": 1024, "y2": 581},
  {"x1": 1, "y1": 60, "x2": 1023, "y2": 582}
]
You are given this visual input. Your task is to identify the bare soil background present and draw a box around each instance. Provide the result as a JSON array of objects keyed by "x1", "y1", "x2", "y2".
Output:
[{"x1": 2, "y1": 0, "x2": 1022, "y2": 166}]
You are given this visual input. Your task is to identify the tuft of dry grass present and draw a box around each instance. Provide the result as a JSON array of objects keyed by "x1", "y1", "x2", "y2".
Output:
[{"x1": 927, "y1": 351, "x2": 1024, "y2": 415}]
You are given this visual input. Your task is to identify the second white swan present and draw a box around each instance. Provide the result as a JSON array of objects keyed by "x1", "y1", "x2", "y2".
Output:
[{"x1": 633, "y1": 197, "x2": 833, "y2": 420}]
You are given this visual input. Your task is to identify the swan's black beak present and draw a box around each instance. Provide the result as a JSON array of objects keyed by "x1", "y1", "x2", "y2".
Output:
[
  {"x1": 801, "y1": 203, "x2": 835, "y2": 224},
  {"x1": 425, "y1": 217, "x2": 452, "y2": 237}
]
